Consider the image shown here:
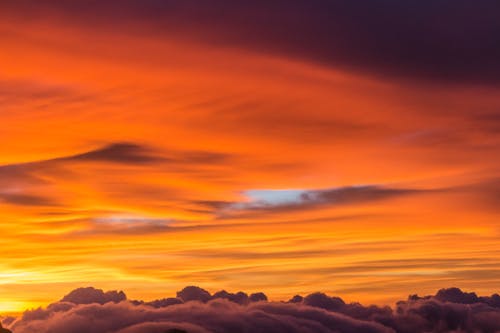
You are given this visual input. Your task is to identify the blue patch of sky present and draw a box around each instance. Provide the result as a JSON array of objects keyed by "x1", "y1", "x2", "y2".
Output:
[{"x1": 244, "y1": 189, "x2": 308, "y2": 205}]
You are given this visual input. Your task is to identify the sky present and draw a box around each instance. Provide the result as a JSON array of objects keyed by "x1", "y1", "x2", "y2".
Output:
[{"x1": 1, "y1": 0, "x2": 500, "y2": 315}]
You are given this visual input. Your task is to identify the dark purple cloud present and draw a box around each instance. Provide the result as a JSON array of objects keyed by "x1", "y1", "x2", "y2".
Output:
[
  {"x1": 206, "y1": 185, "x2": 427, "y2": 218},
  {"x1": 176, "y1": 286, "x2": 212, "y2": 303},
  {"x1": 6, "y1": 286, "x2": 500, "y2": 333},
  {"x1": 0, "y1": 143, "x2": 230, "y2": 173},
  {"x1": 0, "y1": 323, "x2": 12, "y2": 333},
  {"x1": 0, "y1": 142, "x2": 231, "y2": 189},
  {"x1": 249, "y1": 292, "x2": 268, "y2": 302},
  {"x1": 2, "y1": 0, "x2": 500, "y2": 84},
  {"x1": 0, "y1": 143, "x2": 161, "y2": 180},
  {"x1": 302, "y1": 186, "x2": 420, "y2": 206},
  {"x1": 0, "y1": 192, "x2": 56, "y2": 207},
  {"x1": 0, "y1": 143, "x2": 162, "y2": 208},
  {"x1": 60, "y1": 287, "x2": 126, "y2": 305},
  {"x1": 175, "y1": 286, "x2": 267, "y2": 306},
  {"x1": 64, "y1": 143, "x2": 162, "y2": 164},
  {"x1": 8, "y1": 296, "x2": 391, "y2": 333}
]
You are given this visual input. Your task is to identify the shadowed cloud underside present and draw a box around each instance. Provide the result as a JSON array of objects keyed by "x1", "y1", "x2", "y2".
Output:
[{"x1": 4, "y1": 286, "x2": 500, "y2": 333}]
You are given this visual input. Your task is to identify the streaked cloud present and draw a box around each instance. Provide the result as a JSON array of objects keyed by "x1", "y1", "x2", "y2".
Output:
[
  {"x1": 0, "y1": 192, "x2": 56, "y2": 207},
  {"x1": 0, "y1": 0, "x2": 498, "y2": 315},
  {"x1": 213, "y1": 185, "x2": 426, "y2": 217}
]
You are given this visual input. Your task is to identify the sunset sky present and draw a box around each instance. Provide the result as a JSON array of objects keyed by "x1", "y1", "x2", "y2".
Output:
[{"x1": 1, "y1": 1, "x2": 500, "y2": 315}]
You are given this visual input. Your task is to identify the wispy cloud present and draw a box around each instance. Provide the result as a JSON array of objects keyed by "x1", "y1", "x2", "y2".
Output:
[
  {"x1": 211, "y1": 185, "x2": 426, "y2": 217},
  {"x1": 0, "y1": 0, "x2": 499, "y2": 314},
  {"x1": 0, "y1": 192, "x2": 56, "y2": 207}
]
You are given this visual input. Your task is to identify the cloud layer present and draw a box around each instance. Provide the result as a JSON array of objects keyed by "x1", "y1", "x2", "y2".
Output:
[
  {"x1": 5, "y1": 286, "x2": 500, "y2": 333},
  {"x1": 2, "y1": 0, "x2": 500, "y2": 84}
]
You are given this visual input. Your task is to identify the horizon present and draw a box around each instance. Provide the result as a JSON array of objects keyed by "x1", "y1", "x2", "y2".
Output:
[
  {"x1": 2, "y1": 284, "x2": 497, "y2": 311},
  {"x1": 3, "y1": 285, "x2": 500, "y2": 332},
  {"x1": 0, "y1": 284, "x2": 487, "y2": 316}
]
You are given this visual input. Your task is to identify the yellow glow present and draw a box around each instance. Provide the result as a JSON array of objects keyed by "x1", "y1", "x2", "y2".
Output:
[{"x1": 0, "y1": 10, "x2": 499, "y2": 314}]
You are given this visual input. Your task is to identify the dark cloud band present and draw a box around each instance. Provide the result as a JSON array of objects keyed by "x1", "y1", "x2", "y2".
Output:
[
  {"x1": 2, "y1": 0, "x2": 500, "y2": 84},
  {"x1": 6, "y1": 286, "x2": 500, "y2": 333}
]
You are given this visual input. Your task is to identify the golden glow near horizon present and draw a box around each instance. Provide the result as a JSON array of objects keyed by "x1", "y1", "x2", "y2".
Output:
[{"x1": 1, "y1": 13, "x2": 500, "y2": 314}]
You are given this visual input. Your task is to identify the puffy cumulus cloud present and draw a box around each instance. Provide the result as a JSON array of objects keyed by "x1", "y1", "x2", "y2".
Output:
[
  {"x1": 391, "y1": 296, "x2": 500, "y2": 333},
  {"x1": 60, "y1": 287, "x2": 127, "y2": 305},
  {"x1": 9, "y1": 299, "x2": 390, "y2": 333},
  {"x1": 249, "y1": 292, "x2": 268, "y2": 302},
  {"x1": 176, "y1": 286, "x2": 268, "y2": 305},
  {"x1": 408, "y1": 287, "x2": 500, "y2": 307},
  {"x1": 176, "y1": 286, "x2": 212, "y2": 303},
  {"x1": 6, "y1": 286, "x2": 500, "y2": 333}
]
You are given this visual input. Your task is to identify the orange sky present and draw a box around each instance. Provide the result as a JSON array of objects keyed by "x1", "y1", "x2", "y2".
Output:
[{"x1": 1, "y1": 3, "x2": 500, "y2": 314}]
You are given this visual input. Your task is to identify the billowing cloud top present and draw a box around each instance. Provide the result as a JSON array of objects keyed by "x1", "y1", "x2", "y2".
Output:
[{"x1": 5, "y1": 286, "x2": 500, "y2": 333}]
